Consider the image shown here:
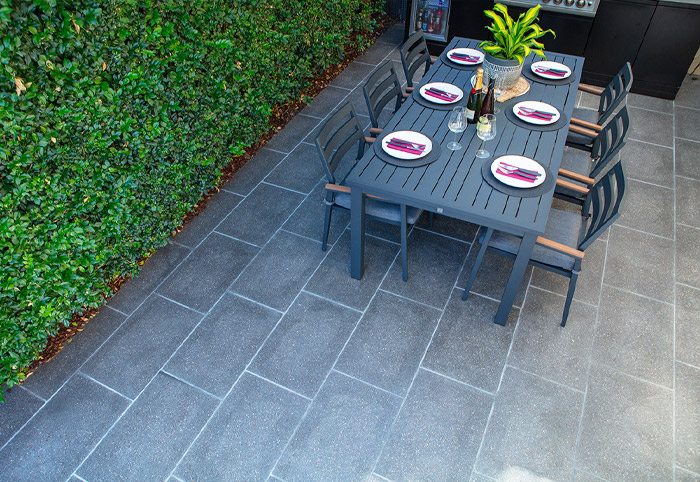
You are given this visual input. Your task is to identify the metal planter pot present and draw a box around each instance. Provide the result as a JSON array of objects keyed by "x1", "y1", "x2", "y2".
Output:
[{"x1": 483, "y1": 53, "x2": 523, "y2": 91}]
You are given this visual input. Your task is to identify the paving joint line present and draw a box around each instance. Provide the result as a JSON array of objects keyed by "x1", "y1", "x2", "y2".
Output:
[
  {"x1": 527, "y1": 284, "x2": 599, "y2": 308},
  {"x1": 155, "y1": 294, "x2": 207, "y2": 316},
  {"x1": 18, "y1": 384, "x2": 46, "y2": 403},
  {"x1": 419, "y1": 366, "x2": 496, "y2": 397},
  {"x1": 506, "y1": 364, "x2": 585, "y2": 394},
  {"x1": 76, "y1": 372, "x2": 134, "y2": 402},
  {"x1": 601, "y1": 283, "x2": 674, "y2": 306},
  {"x1": 300, "y1": 289, "x2": 364, "y2": 314},
  {"x1": 160, "y1": 370, "x2": 222, "y2": 401},
  {"x1": 331, "y1": 368, "x2": 404, "y2": 399},
  {"x1": 244, "y1": 370, "x2": 313, "y2": 402}
]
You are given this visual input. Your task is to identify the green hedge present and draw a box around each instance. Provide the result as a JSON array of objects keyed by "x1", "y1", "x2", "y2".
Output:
[{"x1": 0, "y1": 0, "x2": 380, "y2": 392}]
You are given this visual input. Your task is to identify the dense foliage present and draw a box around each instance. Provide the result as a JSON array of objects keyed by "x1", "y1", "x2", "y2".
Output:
[{"x1": 0, "y1": 0, "x2": 380, "y2": 392}]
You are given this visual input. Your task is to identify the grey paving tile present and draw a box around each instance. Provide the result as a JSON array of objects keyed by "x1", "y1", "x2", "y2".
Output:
[
  {"x1": 266, "y1": 114, "x2": 321, "y2": 153},
  {"x1": 175, "y1": 372, "x2": 308, "y2": 482},
  {"x1": 628, "y1": 92, "x2": 673, "y2": 114},
  {"x1": 222, "y1": 148, "x2": 286, "y2": 196},
  {"x1": 415, "y1": 214, "x2": 479, "y2": 242},
  {"x1": 336, "y1": 290, "x2": 440, "y2": 396},
  {"x1": 471, "y1": 473, "x2": 497, "y2": 482},
  {"x1": 618, "y1": 179, "x2": 674, "y2": 238},
  {"x1": 301, "y1": 85, "x2": 347, "y2": 118},
  {"x1": 573, "y1": 470, "x2": 610, "y2": 482},
  {"x1": 381, "y1": 228, "x2": 469, "y2": 309},
  {"x1": 675, "y1": 75, "x2": 700, "y2": 109},
  {"x1": 282, "y1": 182, "x2": 350, "y2": 247},
  {"x1": 82, "y1": 296, "x2": 201, "y2": 398},
  {"x1": 677, "y1": 176, "x2": 700, "y2": 229},
  {"x1": 530, "y1": 238, "x2": 606, "y2": 306},
  {"x1": 108, "y1": 242, "x2": 191, "y2": 315},
  {"x1": 578, "y1": 92, "x2": 599, "y2": 110},
  {"x1": 217, "y1": 182, "x2": 305, "y2": 247},
  {"x1": 676, "y1": 138, "x2": 700, "y2": 181},
  {"x1": 560, "y1": 144, "x2": 594, "y2": 176},
  {"x1": 165, "y1": 293, "x2": 281, "y2": 398},
  {"x1": 423, "y1": 290, "x2": 518, "y2": 393},
  {"x1": 375, "y1": 369, "x2": 492, "y2": 482},
  {"x1": 604, "y1": 225, "x2": 674, "y2": 303},
  {"x1": 22, "y1": 307, "x2": 126, "y2": 400},
  {"x1": 174, "y1": 190, "x2": 244, "y2": 248},
  {"x1": 330, "y1": 61, "x2": 376, "y2": 90},
  {"x1": 628, "y1": 106, "x2": 673, "y2": 147},
  {"x1": 356, "y1": 41, "x2": 395, "y2": 65},
  {"x1": 305, "y1": 229, "x2": 398, "y2": 311},
  {"x1": 274, "y1": 371, "x2": 401, "y2": 482},
  {"x1": 677, "y1": 467, "x2": 700, "y2": 482},
  {"x1": 250, "y1": 292, "x2": 360, "y2": 398},
  {"x1": 509, "y1": 287, "x2": 597, "y2": 391},
  {"x1": 677, "y1": 362, "x2": 700, "y2": 473},
  {"x1": 620, "y1": 139, "x2": 674, "y2": 188},
  {"x1": 265, "y1": 142, "x2": 326, "y2": 195},
  {"x1": 77, "y1": 373, "x2": 218, "y2": 482},
  {"x1": 456, "y1": 241, "x2": 532, "y2": 308},
  {"x1": 377, "y1": 24, "x2": 404, "y2": 45},
  {"x1": 676, "y1": 105, "x2": 700, "y2": 142},
  {"x1": 474, "y1": 367, "x2": 583, "y2": 481},
  {"x1": 0, "y1": 385, "x2": 44, "y2": 447},
  {"x1": 677, "y1": 284, "x2": 700, "y2": 366},
  {"x1": 230, "y1": 230, "x2": 325, "y2": 312},
  {"x1": 157, "y1": 232, "x2": 258, "y2": 312},
  {"x1": 577, "y1": 363, "x2": 673, "y2": 482},
  {"x1": 0, "y1": 374, "x2": 128, "y2": 482},
  {"x1": 594, "y1": 286, "x2": 673, "y2": 388}
]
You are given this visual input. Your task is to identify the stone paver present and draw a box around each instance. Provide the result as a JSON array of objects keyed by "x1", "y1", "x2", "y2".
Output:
[{"x1": 2, "y1": 24, "x2": 698, "y2": 482}]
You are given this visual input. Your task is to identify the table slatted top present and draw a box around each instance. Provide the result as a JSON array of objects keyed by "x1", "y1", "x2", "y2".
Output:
[{"x1": 346, "y1": 37, "x2": 584, "y2": 236}]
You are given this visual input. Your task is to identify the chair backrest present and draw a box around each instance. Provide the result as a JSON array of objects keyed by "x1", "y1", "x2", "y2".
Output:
[
  {"x1": 400, "y1": 30, "x2": 432, "y2": 88},
  {"x1": 363, "y1": 60, "x2": 404, "y2": 129},
  {"x1": 314, "y1": 102, "x2": 365, "y2": 184},
  {"x1": 577, "y1": 160, "x2": 625, "y2": 251},
  {"x1": 598, "y1": 62, "x2": 633, "y2": 125},
  {"x1": 590, "y1": 104, "x2": 630, "y2": 177}
]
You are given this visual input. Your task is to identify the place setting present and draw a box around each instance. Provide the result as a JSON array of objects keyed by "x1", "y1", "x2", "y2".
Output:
[
  {"x1": 413, "y1": 81, "x2": 467, "y2": 110},
  {"x1": 505, "y1": 100, "x2": 569, "y2": 131},
  {"x1": 481, "y1": 154, "x2": 555, "y2": 197},
  {"x1": 374, "y1": 129, "x2": 442, "y2": 168},
  {"x1": 440, "y1": 47, "x2": 484, "y2": 70},
  {"x1": 522, "y1": 60, "x2": 575, "y2": 85}
]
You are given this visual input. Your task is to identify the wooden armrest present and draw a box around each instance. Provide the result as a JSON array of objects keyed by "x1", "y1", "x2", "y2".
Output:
[
  {"x1": 570, "y1": 117, "x2": 603, "y2": 131},
  {"x1": 325, "y1": 183, "x2": 382, "y2": 200},
  {"x1": 402, "y1": 92, "x2": 411, "y2": 99},
  {"x1": 405, "y1": 86, "x2": 414, "y2": 93},
  {"x1": 558, "y1": 168, "x2": 594, "y2": 185},
  {"x1": 364, "y1": 136, "x2": 376, "y2": 143},
  {"x1": 578, "y1": 83, "x2": 604, "y2": 95},
  {"x1": 369, "y1": 127, "x2": 383, "y2": 134},
  {"x1": 569, "y1": 124, "x2": 598, "y2": 138},
  {"x1": 536, "y1": 236, "x2": 584, "y2": 259},
  {"x1": 556, "y1": 178, "x2": 590, "y2": 194}
]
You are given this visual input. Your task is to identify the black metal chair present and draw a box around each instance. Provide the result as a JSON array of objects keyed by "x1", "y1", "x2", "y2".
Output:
[
  {"x1": 315, "y1": 102, "x2": 423, "y2": 281},
  {"x1": 568, "y1": 62, "x2": 633, "y2": 146},
  {"x1": 363, "y1": 60, "x2": 409, "y2": 137},
  {"x1": 400, "y1": 30, "x2": 433, "y2": 93},
  {"x1": 462, "y1": 161, "x2": 626, "y2": 326}
]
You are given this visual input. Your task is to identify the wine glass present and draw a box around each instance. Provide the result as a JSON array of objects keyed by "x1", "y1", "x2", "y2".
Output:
[
  {"x1": 475, "y1": 114, "x2": 496, "y2": 159},
  {"x1": 447, "y1": 106, "x2": 467, "y2": 151},
  {"x1": 493, "y1": 75, "x2": 506, "y2": 114}
]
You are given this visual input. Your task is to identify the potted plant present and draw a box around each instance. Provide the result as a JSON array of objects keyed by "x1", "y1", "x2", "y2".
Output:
[{"x1": 478, "y1": 3, "x2": 555, "y2": 90}]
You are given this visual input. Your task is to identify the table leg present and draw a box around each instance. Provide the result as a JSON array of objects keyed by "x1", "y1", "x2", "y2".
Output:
[
  {"x1": 350, "y1": 189, "x2": 366, "y2": 280},
  {"x1": 494, "y1": 233, "x2": 536, "y2": 325}
]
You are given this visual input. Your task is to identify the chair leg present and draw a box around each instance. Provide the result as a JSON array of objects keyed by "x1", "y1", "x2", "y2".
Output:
[
  {"x1": 401, "y1": 204, "x2": 408, "y2": 282},
  {"x1": 321, "y1": 204, "x2": 332, "y2": 251},
  {"x1": 561, "y1": 270, "x2": 579, "y2": 327},
  {"x1": 462, "y1": 228, "x2": 493, "y2": 300}
]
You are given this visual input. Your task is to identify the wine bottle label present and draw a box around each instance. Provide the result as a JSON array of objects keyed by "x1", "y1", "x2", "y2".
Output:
[{"x1": 466, "y1": 108, "x2": 476, "y2": 121}]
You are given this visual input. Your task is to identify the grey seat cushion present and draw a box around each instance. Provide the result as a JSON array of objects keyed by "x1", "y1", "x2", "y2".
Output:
[
  {"x1": 566, "y1": 107, "x2": 599, "y2": 147},
  {"x1": 487, "y1": 209, "x2": 582, "y2": 270},
  {"x1": 334, "y1": 191, "x2": 423, "y2": 225}
]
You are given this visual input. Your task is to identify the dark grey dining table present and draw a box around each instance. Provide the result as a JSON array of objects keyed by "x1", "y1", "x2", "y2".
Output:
[{"x1": 345, "y1": 36, "x2": 584, "y2": 325}]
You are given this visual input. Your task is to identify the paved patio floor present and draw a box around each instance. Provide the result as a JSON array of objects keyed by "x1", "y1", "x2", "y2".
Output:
[{"x1": 1, "y1": 24, "x2": 699, "y2": 482}]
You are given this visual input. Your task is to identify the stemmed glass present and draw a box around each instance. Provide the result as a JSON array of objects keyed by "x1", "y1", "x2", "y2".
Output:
[
  {"x1": 476, "y1": 114, "x2": 497, "y2": 159},
  {"x1": 447, "y1": 106, "x2": 467, "y2": 150},
  {"x1": 492, "y1": 75, "x2": 506, "y2": 114}
]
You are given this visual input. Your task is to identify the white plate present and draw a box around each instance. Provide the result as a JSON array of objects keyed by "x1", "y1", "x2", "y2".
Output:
[
  {"x1": 513, "y1": 101, "x2": 560, "y2": 125},
  {"x1": 382, "y1": 130, "x2": 432, "y2": 160},
  {"x1": 531, "y1": 61, "x2": 571, "y2": 80},
  {"x1": 419, "y1": 82, "x2": 464, "y2": 104},
  {"x1": 446, "y1": 48, "x2": 484, "y2": 65},
  {"x1": 491, "y1": 155, "x2": 546, "y2": 188}
]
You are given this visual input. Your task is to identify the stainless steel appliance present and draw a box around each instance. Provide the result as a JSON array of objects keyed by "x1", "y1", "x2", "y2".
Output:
[
  {"x1": 408, "y1": 0, "x2": 451, "y2": 43},
  {"x1": 497, "y1": 0, "x2": 599, "y2": 17}
]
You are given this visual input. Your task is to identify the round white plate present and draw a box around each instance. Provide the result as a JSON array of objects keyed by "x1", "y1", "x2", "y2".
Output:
[
  {"x1": 446, "y1": 48, "x2": 484, "y2": 65},
  {"x1": 513, "y1": 101, "x2": 560, "y2": 125},
  {"x1": 531, "y1": 61, "x2": 571, "y2": 80},
  {"x1": 419, "y1": 82, "x2": 464, "y2": 104},
  {"x1": 382, "y1": 131, "x2": 432, "y2": 160},
  {"x1": 491, "y1": 155, "x2": 546, "y2": 188}
]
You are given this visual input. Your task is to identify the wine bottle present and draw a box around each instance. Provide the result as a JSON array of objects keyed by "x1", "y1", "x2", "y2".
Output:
[
  {"x1": 466, "y1": 68, "x2": 484, "y2": 124},
  {"x1": 479, "y1": 77, "x2": 496, "y2": 117},
  {"x1": 416, "y1": 8, "x2": 423, "y2": 31}
]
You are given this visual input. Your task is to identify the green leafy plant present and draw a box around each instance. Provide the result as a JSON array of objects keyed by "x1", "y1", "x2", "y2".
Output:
[{"x1": 478, "y1": 3, "x2": 555, "y2": 64}]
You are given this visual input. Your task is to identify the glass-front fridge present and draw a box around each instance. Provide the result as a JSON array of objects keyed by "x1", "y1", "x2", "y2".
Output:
[{"x1": 408, "y1": 0, "x2": 451, "y2": 43}]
